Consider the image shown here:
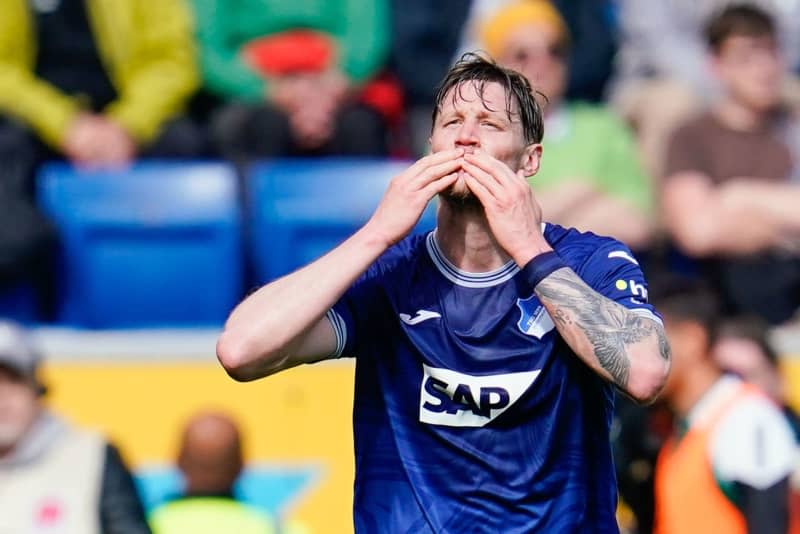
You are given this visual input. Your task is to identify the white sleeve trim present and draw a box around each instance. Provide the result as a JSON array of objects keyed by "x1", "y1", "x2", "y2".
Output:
[
  {"x1": 325, "y1": 309, "x2": 347, "y2": 358},
  {"x1": 710, "y1": 395, "x2": 797, "y2": 489}
]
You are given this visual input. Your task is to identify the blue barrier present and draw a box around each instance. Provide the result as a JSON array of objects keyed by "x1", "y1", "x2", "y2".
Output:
[
  {"x1": 249, "y1": 158, "x2": 437, "y2": 282},
  {"x1": 38, "y1": 162, "x2": 243, "y2": 328},
  {"x1": 0, "y1": 284, "x2": 37, "y2": 324}
]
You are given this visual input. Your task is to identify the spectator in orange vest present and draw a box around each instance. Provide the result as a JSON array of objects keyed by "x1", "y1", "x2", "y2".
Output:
[{"x1": 651, "y1": 277, "x2": 796, "y2": 534}]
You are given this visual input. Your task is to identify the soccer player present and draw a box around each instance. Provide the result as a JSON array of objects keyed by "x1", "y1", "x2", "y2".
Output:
[{"x1": 217, "y1": 54, "x2": 671, "y2": 532}]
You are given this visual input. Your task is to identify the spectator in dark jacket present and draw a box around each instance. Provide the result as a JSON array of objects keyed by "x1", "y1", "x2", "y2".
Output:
[{"x1": 389, "y1": 0, "x2": 470, "y2": 156}]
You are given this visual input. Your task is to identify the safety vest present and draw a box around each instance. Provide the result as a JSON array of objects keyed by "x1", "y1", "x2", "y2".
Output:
[
  {"x1": 0, "y1": 427, "x2": 105, "y2": 534},
  {"x1": 653, "y1": 383, "x2": 760, "y2": 534},
  {"x1": 149, "y1": 497, "x2": 276, "y2": 534}
]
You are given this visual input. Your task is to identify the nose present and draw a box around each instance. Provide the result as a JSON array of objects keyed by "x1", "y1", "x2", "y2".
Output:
[{"x1": 455, "y1": 119, "x2": 479, "y2": 151}]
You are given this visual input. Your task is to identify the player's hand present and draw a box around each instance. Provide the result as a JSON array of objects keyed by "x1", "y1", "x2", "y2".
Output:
[
  {"x1": 461, "y1": 149, "x2": 552, "y2": 265},
  {"x1": 365, "y1": 149, "x2": 463, "y2": 247}
]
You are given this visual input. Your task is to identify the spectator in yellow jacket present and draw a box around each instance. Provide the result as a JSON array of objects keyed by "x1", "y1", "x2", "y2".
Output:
[{"x1": 0, "y1": 0, "x2": 203, "y2": 194}]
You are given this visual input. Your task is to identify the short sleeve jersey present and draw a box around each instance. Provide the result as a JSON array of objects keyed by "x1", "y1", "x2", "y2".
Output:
[{"x1": 328, "y1": 223, "x2": 661, "y2": 533}]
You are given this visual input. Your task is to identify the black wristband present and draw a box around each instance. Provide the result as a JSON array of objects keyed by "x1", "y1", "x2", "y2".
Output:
[{"x1": 520, "y1": 251, "x2": 567, "y2": 290}]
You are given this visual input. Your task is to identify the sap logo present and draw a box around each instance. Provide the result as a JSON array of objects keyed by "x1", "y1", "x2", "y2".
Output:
[
  {"x1": 615, "y1": 279, "x2": 648, "y2": 304},
  {"x1": 516, "y1": 295, "x2": 555, "y2": 338},
  {"x1": 419, "y1": 365, "x2": 540, "y2": 427}
]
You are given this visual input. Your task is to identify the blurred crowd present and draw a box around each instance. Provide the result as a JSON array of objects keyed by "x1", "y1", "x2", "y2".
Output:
[
  {"x1": 1, "y1": 0, "x2": 800, "y2": 533},
  {"x1": 1, "y1": 0, "x2": 799, "y2": 325}
]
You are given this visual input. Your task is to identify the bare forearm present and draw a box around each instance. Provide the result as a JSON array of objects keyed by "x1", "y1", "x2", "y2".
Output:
[
  {"x1": 216, "y1": 148, "x2": 463, "y2": 379},
  {"x1": 664, "y1": 173, "x2": 785, "y2": 255},
  {"x1": 218, "y1": 225, "x2": 388, "y2": 378},
  {"x1": 719, "y1": 180, "x2": 800, "y2": 232},
  {"x1": 534, "y1": 268, "x2": 670, "y2": 403}
]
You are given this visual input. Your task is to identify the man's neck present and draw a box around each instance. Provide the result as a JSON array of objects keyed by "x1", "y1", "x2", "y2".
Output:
[
  {"x1": 184, "y1": 484, "x2": 235, "y2": 499},
  {"x1": 669, "y1": 362, "x2": 721, "y2": 417},
  {"x1": 714, "y1": 97, "x2": 771, "y2": 132},
  {"x1": 435, "y1": 197, "x2": 512, "y2": 272},
  {"x1": 0, "y1": 445, "x2": 12, "y2": 460}
]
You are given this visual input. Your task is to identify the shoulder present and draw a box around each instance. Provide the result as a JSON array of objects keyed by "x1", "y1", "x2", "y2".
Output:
[
  {"x1": 381, "y1": 233, "x2": 427, "y2": 264},
  {"x1": 671, "y1": 112, "x2": 720, "y2": 141},
  {"x1": 61, "y1": 423, "x2": 107, "y2": 456},
  {"x1": 546, "y1": 223, "x2": 640, "y2": 271},
  {"x1": 710, "y1": 389, "x2": 797, "y2": 489},
  {"x1": 568, "y1": 102, "x2": 629, "y2": 131},
  {"x1": 365, "y1": 233, "x2": 427, "y2": 280}
]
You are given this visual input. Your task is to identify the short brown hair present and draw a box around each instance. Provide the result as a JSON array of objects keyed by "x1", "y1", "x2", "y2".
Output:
[
  {"x1": 649, "y1": 275, "x2": 721, "y2": 347},
  {"x1": 705, "y1": 4, "x2": 776, "y2": 53},
  {"x1": 431, "y1": 53, "x2": 544, "y2": 145}
]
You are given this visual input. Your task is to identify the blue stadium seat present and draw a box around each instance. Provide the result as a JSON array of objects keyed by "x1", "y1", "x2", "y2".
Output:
[
  {"x1": 38, "y1": 162, "x2": 243, "y2": 328},
  {"x1": 249, "y1": 158, "x2": 437, "y2": 282},
  {"x1": 0, "y1": 284, "x2": 37, "y2": 324}
]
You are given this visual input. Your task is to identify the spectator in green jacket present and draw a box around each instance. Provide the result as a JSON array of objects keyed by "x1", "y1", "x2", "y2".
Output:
[
  {"x1": 478, "y1": 0, "x2": 655, "y2": 251},
  {"x1": 192, "y1": 0, "x2": 391, "y2": 160},
  {"x1": 0, "y1": 0, "x2": 203, "y2": 195}
]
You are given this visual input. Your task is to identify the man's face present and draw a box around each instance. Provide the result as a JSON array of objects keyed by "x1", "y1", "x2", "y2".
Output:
[
  {"x1": 714, "y1": 35, "x2": 783, "y2": 111},
  {"x1": 0, "y1": 367, "x2": 40, "y2": 453},
  {"x1": 712, "y1": 336, "x2": 782, "y2": 401},
  {"x1": 660, "y1": 318, "x2": 708, "y2": 399},
  {"x1": 498, "y1": 23, "x2": 567, "y2": 107},
  {"x1": 430, "y1": 81, "x2": 536, "y2": 199}
]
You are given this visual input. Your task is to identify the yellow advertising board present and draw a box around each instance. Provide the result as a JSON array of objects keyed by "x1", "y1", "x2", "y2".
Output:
[
  {"x1": 41, "y1": 359, "x2": 356, "y2": 534},
  {"x1": 38, "y1": 343, "x2": 800, "y2": 534}
]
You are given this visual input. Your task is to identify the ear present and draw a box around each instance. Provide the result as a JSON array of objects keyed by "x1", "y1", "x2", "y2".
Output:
[
  {"x1": 177, "y1": 449, "x2": 188, "y2": 472},
  {"x1": 680, "y1": 321, "x2": 711, "y2": 361},
  {"x1": 520, "y1": 143, "x2": 542, "y2": 177}
]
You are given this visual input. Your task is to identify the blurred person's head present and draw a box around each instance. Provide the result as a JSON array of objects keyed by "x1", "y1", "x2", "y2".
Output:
[
  {"x1": 0, "y1": 321, "x2": 45, "y2": 459},
  {"x1": 650, "y1": 277, "x2": 721, "y2": 410},
  {"x1": 706, "y1": 4, "x2": 784, "y2": 113},
  {"x1": 480, "y1": 0, "x2": 569, "y2": 110},
  {"x1": 712, "y1": 316, "x2": 784, "y2": 403},
  {"x1": 430, "y1": 53, "x2": 544, "y2": 201},
  {"x1": 178, "y1": 411, "x2": 244, "y2": 496}
]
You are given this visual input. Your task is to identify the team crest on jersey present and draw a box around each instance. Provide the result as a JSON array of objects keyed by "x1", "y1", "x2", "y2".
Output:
[
  {"x1": 515, "y1": 296, "x2": 555, "y2": 339},
  {"x1": 419, "y1": 365, "x2": 541, "y2": 427}
]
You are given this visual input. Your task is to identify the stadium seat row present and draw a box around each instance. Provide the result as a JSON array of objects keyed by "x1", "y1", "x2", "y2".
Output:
[{"x1": 1, "y1": 160, "x2": 436, "y2": 328}]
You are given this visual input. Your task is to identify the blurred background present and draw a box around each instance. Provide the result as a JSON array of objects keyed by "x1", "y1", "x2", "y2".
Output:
[{"x1": 1, "y1": 0, "x2": 800, "y2": 533}]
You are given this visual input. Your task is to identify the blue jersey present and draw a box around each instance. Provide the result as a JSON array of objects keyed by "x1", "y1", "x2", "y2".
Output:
[{"x1": 328, "y1": 223, "x2": 660, "y2": 533}]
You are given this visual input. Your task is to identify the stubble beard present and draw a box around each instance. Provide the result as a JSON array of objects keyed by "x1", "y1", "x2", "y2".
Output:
[{"x1": 439, "y1": 171, "x2": 483, "y2": 212}]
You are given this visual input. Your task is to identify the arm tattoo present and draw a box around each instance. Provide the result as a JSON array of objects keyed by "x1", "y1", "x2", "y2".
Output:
[{"x1": 535, "y1": 268, "x2": 667, "y2": 388}]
